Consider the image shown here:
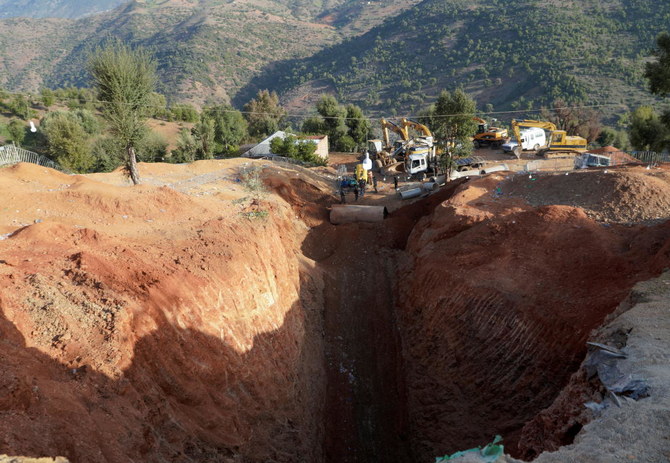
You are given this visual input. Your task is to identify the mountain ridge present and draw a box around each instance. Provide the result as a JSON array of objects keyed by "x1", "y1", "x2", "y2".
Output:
[
  {"x1": 0, "y1": 0, "x2": 129, "y2": 19},
  {"x1": 1, "y1": 0, "x2": 669, "y2": 118}
]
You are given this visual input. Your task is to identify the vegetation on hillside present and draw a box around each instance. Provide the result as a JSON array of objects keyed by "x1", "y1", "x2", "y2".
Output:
[{"x1": 243, "y1": 0, "x2": 670, "y2": 120}]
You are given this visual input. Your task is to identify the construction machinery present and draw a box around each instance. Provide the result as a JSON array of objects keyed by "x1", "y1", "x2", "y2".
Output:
[
  {"x1": 510, "y1": 119, "x2": 588, "y2": 159},
  {"x1": 367, "y1": 118, "x2": 409, "y2": 169},
  {"x1": 367, "y1": 118, "x2": 437, "y2": 179},
  {"x1": 472, "y1": 117, "x2": 508, "y2": 148}
]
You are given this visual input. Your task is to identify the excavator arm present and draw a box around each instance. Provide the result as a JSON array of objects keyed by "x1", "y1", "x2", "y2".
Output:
[
  {"x1": 472, "y1": 117, "x2": 487, "y2": 134},
  {"x1": 380, "y1": 118, "x2": 409, "y2": 149},
  {"x1": 401, "y1": 118, "x2": 432, "y2": 138}
]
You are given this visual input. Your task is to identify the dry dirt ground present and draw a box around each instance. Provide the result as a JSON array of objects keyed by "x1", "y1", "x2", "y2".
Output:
[{"x1": 1, "y1": 160, "x2": 669, "y2": 463}]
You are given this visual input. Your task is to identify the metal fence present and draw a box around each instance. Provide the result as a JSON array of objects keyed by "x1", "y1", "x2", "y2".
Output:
[
  {"x1": 631, "y1": 151, "x2": 670, "y2": 165},
  {"x1": 0, "y1": 144, "x2": 69, "y2": 173}
]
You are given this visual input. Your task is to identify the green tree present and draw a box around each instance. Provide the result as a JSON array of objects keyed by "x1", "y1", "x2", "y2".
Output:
[
  {"x1": 9, "y1": 94, "x2": 30, "y2": 120},
  {"x1": 269, "y1": 134, "x2": 325, "y2": 165},
  {"x1": 244, "y1": 89, "x2": 286, "y2": 138},
  {"x1": 645, "y1": 33, "x2": 670, "y2": 97},
  {"x1": 171, "y1": 128, "x2": 198, "y2": 163},
  {"x1": 345, "y1": 104, "x2": 371, "y2": 150},
  {"x1": 147, "y1": 92, "x2": 169, "y2": 119},
  {"x1": 597, "y1": 127, "x2": 630, "y2": 150},
  {"x1": 71, "y1": 109, "x2": 100, "y2": 135},
  {"x1": 203, "y1": 105, "x2": 248, "y2": 155},
  {"x1": 170, "y1": 103, "x2": 199, "y2": 123},
  {"x1": 301, "y1": 116, "x2": 325, "y2": 135},
  {"x1": 137, "y1": 133, "x2": 169, "y2": 162},
  {"x1": 7, "y1": 119, "x2": 26, "y2": 146},
  {"x1": 644, "y1": 32, "x2": 670, "y2": 150},
  {"x1": 431, "y1": 89, "x2": 477, "y2": 155},
  {"x1": 192, "y1": 117, "x2": 216, "y2": 160},
  {"x1": 91, "y1": 136, "x2": 124, "y2": 172},
  {"x1": 40, "y1": 88, "x2": 55, "y2": 108},
  {"x1": 89, "y1": 40, "x2": 157, "y2": 184},
  {"x1": 629, "y1": 106, "x2": 669, "y2": 151},
  {"x1": 41, "y1": 111, "x2": 93, "y2": 173},
  {"x1": 314, "y1": 95, "x2": 349, "y2": 151}
]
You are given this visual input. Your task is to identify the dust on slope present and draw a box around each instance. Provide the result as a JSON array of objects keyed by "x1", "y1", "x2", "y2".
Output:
[{"x1": 0, "y1": 160, "x2": 329, "y2": 462}]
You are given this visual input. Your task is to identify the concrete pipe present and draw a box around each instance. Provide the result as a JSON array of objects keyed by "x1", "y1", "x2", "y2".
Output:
[
  {"x1": 330, "y1": 205, "x2": 389, "y2": 224},
  {"x1": 399, "y1": 187, "x2": 423, "y2": 200},
  {"x1": 450, "y1": 169, "x2": 480, "y2": 180},
  {"x1": 481, "y1": 163, "x2": 509, "y2": 174},
  {"x1": 429, "y1": 174, "x2": 447, "y2": 185},
  {"x1": 422, "y1": 182, "x2": 438, "y2": 192}
]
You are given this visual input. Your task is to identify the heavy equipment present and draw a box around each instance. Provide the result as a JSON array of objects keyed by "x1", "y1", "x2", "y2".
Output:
[
  {"x1": 472, "y1": 117, "x2": 508, "y2": 148},
  {"x1": 510, "y1": 119, "x2": 587, "y2": 159},
  {"x1": 367, "y1": 118, "x2": 437, "y2": 179},
  {"x1": 367, "y1": 118, "x2": 408, "y2": 169}
]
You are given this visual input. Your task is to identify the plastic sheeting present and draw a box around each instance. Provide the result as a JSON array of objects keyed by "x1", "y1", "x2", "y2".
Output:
[{"x1": 435, "y1": 435, "x2": 504, "y2": 462}]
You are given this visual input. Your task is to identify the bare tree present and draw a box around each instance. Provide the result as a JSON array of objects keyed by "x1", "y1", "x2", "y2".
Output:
[
  {"x1": 541, "y1": 99, "x2": 601, "y2": 142},
  {"x1": 89, "y1": 40, "x2": 156, "y2": 184}
]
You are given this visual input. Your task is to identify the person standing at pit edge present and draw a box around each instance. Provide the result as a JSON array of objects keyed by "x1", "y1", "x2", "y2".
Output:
[{"x1": 369, "y1": 171, "x2": 378, "y2": 193}]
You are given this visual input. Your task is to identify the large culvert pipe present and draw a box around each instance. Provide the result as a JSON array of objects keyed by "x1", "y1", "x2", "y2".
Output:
[
  {"x1": 399, "y1": 187, "x2": 423, "y2": 200},
  {"x1": 330, "y1": 205, "x2": 388, "y2": 224}
]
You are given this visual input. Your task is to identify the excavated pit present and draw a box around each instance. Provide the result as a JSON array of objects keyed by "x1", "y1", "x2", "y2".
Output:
[{"x1": 2, "y1": 162, "x2": 670, "y2": 462}]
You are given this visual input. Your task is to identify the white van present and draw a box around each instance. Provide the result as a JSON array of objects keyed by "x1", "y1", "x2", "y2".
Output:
[{"x1": 502, "y1": 127, "x2": 546, "y2": 153}]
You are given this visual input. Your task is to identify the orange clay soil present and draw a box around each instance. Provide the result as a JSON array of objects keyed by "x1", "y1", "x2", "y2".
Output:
[{"x1": 1, "y1": 161, "x2": 670, "y2": 462}]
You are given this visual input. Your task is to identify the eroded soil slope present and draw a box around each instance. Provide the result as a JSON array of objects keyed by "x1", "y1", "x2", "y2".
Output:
[
  {"x1": 395, "y1": 171, "x2": 670, "y2": 460},
  {"x1": 0, "y1": 160, "x2": 330, "y2": 462}
]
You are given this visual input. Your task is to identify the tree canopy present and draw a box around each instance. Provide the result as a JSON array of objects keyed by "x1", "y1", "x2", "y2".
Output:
[
  {"x1": 244, "y1": 90, "x2": 286, "y2": 139},
  {"x1": 89, "y1": 40, "x2": 157, "y2": 184},
  {"x1": 430, "y1": 89, "x2": 477, "y2": 157},
  {"x1": 645, "y1": 33, "x2": 670, "y2": 97}
]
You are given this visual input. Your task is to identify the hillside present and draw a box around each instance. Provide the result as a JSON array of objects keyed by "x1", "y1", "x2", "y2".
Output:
[
  {"x1": 0, "y1": 0, "x2": 418, "y2": 106},
  {"x1": 240, "y1": 0, "x2": 670, "y2": 119},
  {"x1": 0, "y1": 0, "x2": 128, "y2": 19},
  {"x1": 1, "y1": 0, "x2": 669, "y2": 117}
]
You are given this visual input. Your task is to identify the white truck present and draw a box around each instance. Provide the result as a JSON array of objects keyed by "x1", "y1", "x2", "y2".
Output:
[{"x1": 502, "y1": 127, "x2": 546, "y2": 154}]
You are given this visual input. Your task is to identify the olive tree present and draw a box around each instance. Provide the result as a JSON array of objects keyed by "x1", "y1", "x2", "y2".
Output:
[{"x1": 89, "y1": 40, "x2": 156, "y2": 184}]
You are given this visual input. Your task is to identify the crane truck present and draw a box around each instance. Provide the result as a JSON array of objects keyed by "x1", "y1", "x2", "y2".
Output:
[{"x1": 510, "y1": 119, "x2": 587, "y2": 159}]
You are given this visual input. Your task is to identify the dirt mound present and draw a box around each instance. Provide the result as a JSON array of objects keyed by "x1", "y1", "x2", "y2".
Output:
[
  {"x1": 501, "y1": 167, "x2": 670, "y2": 223},
  {"x1": 0, "y1": 160, "x2": 329, "y2": 462}
]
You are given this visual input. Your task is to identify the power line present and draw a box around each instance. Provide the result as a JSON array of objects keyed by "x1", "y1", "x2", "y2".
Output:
[{"x1": 91, "y1": 99, "x2": 658, "y2": 121}]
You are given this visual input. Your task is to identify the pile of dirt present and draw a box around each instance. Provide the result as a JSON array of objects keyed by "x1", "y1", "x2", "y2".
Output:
[
  {"x1": 500, "y1": 166, "x2": 670, "y2": 223},
  {"x1": 0, "y1": 160, "x2": 330, "y2": 462}
]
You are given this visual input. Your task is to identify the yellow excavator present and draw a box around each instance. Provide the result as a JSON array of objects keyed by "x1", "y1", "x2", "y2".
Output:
[
  {"x1": 472, "y1": 117, "x2": 508, "y2": 148},
  {"x1": 401, "y1": 118, "x2": 433, "y2": 139},
  {"x1": 511, "y1": 119, "x2": 587, "y2": 159}
]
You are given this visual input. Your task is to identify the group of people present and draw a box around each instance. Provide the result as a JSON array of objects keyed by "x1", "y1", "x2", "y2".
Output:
[{"x1": 339, "y1": 164, "x2": 378, "y2": 203}]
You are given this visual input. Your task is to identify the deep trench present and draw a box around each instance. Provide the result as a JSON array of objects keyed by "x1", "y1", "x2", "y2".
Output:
[{"x1": 302, "y1": 182, "x2": 595, "y2": 462}]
